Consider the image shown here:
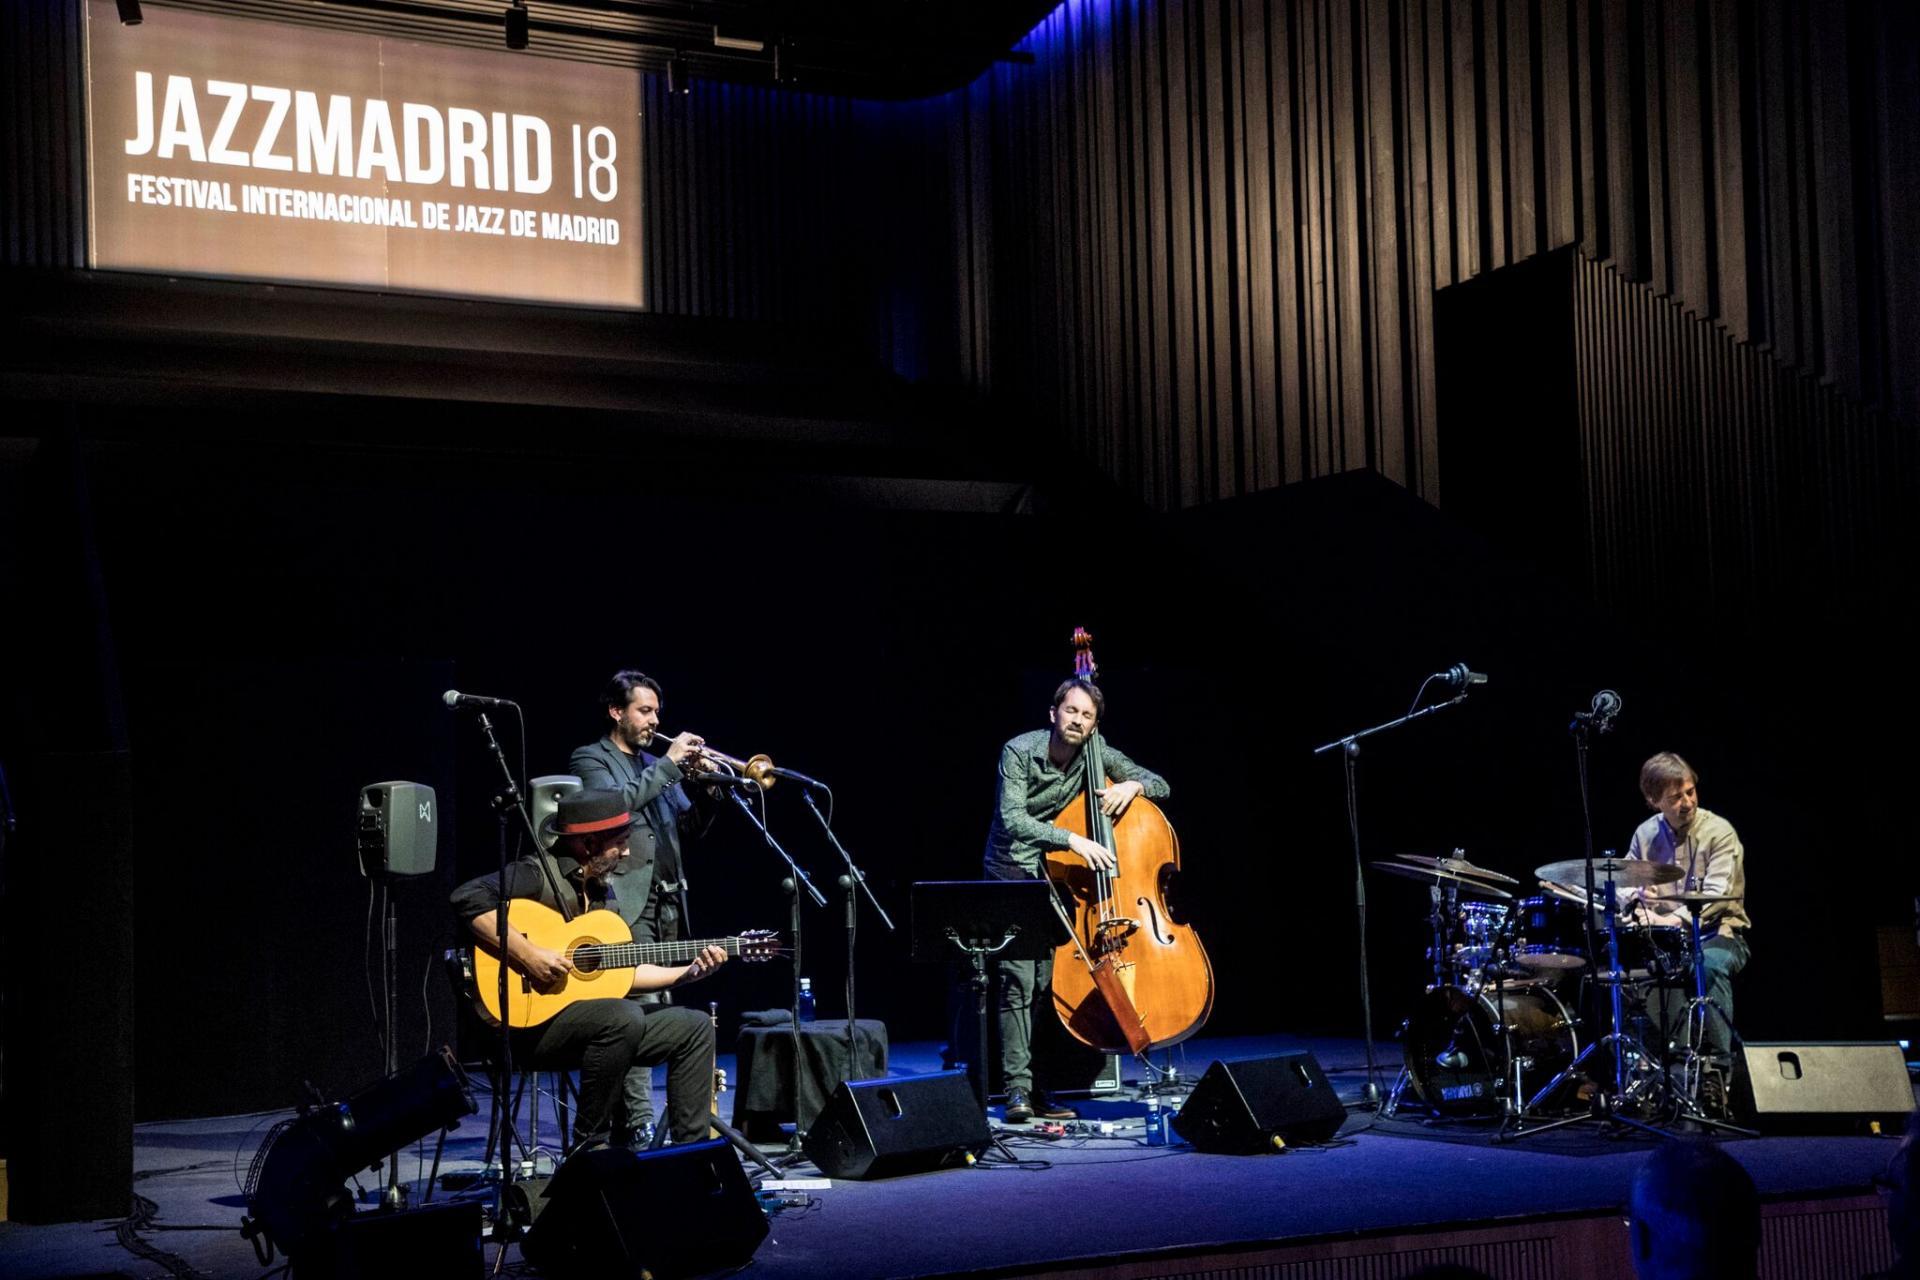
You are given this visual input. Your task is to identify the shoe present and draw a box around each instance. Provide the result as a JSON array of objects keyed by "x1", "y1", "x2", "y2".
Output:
[
  {"x1": 1031, "y1": 1092, "x2": 1078, "y2": 1121},
  {"x1": 610, "y1": 1121, "x2": 656, "y2": 1150},
  {"x1": 1004, "y1": 1087, "x2": 1034, "y2": 1123}
]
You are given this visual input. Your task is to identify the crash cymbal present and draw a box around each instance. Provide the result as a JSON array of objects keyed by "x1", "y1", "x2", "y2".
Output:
[
  {"x1": 1534, "y1": 857, "x2": 1683, "y2": 889},
  {"x1": 1395, "y1": 853, "x2": 1520, "y2": 885},
  {"x1": 1371, "y1": 860, "x2": 1513, "y2": 899}
]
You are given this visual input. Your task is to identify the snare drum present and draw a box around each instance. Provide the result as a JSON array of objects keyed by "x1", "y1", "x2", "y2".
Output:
[
  {"x1": 1613, "y1": 924, "x2": 1689, "y2": 979},
  {"x1": 1512, "y1": 895, "x2": 1589, "y2": 972}
]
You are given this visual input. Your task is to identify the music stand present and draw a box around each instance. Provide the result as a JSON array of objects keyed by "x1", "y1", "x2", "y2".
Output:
[{"x1": 911, "y1": 881, "x2": 1069, "y2": 1110}]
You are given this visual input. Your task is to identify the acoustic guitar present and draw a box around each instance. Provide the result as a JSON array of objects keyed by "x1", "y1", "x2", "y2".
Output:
[{"x1": 462, "y1": 899, "x2": 782, "y2": 1029}]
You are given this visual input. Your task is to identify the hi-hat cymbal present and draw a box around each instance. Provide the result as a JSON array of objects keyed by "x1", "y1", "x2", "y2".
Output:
[
  {"x1": 1395, "y1": 854, "x2": 1519, "y2": 885},
  {"x1": 1371, "y1": 860, "x2": 1513, "y2": 899},
  {"x1": 1535, "y1": 857, "x2": 1684, "y2": 889}
]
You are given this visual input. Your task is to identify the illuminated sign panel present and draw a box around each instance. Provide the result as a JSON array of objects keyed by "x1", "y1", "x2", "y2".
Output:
[{"x1": 86, "y1": 3, "x2": 644, "y2": 308}]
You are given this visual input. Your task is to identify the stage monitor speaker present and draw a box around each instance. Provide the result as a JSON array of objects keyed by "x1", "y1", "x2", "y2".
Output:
[
  {"x1": 291, "y1": 1199, "x2": 481, "y2": 1280},
  {"x1": 519, "y1": 1139, "x2": 767, "y2": 1280},
  {"x1": 529, "y1": 775, "x2": 582, "y2": 852},
  {"x1": 1734, "y1": 1042, "x2": 1914, "y2": 1133},
  {"x1": 1172, "y1": 1053, "x2": 1346, "y2": 1153},
  {"x1": 358, "y1": 781, "x2": 436, "y2": 877},
  {"x1": 803, "y1": 1070, "x2": 990, "y2": 1180}
]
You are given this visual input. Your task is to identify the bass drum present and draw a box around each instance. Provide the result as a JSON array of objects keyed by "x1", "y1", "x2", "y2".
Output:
[{"x1": 1402, "y1": 984, "x2": 1580, "y2": 1116}]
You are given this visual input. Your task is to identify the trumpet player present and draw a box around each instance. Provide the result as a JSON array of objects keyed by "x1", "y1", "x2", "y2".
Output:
[{"x1": 569, "y1": 669, "x2": 722, "y2": 1145}]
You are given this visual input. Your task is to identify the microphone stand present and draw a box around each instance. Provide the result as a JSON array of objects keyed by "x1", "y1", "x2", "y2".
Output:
[
  {"x1": 463, "y1": 708, "x2": 559, "y2": 1241},
  {"x1": 718, "y1": 786, "x2": 824, "y2": 1153},
  {"x1": 799, "y1": 789, "x2": 894, "y2": 1064},
  {"x1": 1500, "y1": 704, "x2": 1674, "y2": 1143},
  {"x1": 1313, "y1": 693, "x2": 1470, "y2": 1110}
]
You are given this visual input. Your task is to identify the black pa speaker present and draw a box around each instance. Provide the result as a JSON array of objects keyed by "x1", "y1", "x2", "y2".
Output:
[
  {"x1": 358, "y1": 781, "x2": 436, "y2": 877},
  {"x1": 802, "y1": 1070, "x2": 990, "y2": 1179},
  {"x1": 1733, "y1": 1042, "x2": 1915, "y2": 1133},
  {"x1": 1171, "y1": 1053, "x2": 1347, "y2": 1152},
  {"x1": 519, "y1": 1140, "x2": 768, "y2": 1280}
]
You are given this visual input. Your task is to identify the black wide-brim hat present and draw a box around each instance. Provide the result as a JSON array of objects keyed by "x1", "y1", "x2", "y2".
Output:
[{"x1": 539, "y1": 788, "x2": 635, "y2": 841}]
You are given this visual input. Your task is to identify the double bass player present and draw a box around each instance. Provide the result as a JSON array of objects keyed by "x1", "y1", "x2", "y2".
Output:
[{"x1": 984, "y1": 676, "x2": 1169, "y2": 1123}]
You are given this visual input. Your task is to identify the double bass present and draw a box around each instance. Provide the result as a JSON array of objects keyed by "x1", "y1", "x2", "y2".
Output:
[{"x1": 1045, "y1": 629, "x2": 1213, "y2": 1055}]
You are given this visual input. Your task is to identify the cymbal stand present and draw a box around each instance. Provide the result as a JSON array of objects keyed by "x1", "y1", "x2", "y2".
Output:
[
  {"x1": 1383, "y1": 884, "x2": 1449, "y2": 1117},
  {"x1": 1665, "y1": 906, "x2": 1756, "y2": 1135},
  {"x1": 1500, "y1": 861, "x2": 1674, "y2": 1142}
]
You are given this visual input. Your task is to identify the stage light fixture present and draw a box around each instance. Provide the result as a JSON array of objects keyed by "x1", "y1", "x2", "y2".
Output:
[
  {"x1": 504, "y1": 0, "x2": 528, "y2": 50},
  {"x1": 666, "y1": 55, "x2": 690, "y2": 96},
  {"x1": 115, "y1": 0, "x2": 142, "y2": 24}
]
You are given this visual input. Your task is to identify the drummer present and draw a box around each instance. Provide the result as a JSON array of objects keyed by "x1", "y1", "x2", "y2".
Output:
[{"x1": 1622, "y1": 751, "x2": 1751, "y2": 1076}]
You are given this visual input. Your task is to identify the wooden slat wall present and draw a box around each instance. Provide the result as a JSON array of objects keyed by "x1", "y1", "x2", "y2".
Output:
[
  {"x1": 969, "y1": 0, "x2": 1918, "y2": 509},
  {"x1": 1574, "y1": 252, "x2": 1912, "y2": 613},
  {"x1": 3, "y1": 0, "x2": 88, "y2": 270},
  {"x1": 7, "y1": 0, "x2": 1913, "y2": 513}
]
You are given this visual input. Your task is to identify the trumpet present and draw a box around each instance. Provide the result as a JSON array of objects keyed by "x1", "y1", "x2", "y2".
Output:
[{"x1": 648, "y1": 731, "x2": 778, "y2": 789}]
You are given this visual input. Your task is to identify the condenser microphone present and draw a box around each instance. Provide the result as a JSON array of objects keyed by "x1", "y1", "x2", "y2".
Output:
[
  {"x1": 1589, "y1": 689, "x2": 1621, "y2": 733},
  {"x1": 1436, "y1": 663, "x2": 1488, "y2": 691},
  {"x1": 442, "y1": 690, "x2": 515, "y2": 709}
]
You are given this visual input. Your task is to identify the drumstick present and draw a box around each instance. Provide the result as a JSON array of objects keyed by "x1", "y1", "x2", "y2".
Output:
[{"x1": 1537, "y1": 879, "x2": 1591, "y2": 904}]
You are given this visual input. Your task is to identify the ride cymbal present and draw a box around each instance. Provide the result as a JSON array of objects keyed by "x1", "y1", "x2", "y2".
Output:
[{"x1": 1534, "y1": 858, "x2": 1683, "y2": 889}]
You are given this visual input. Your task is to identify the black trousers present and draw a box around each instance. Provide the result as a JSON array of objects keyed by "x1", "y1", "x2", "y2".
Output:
[{"x1": 516, "y1": 999, "x2": 713, "y2": 1146}]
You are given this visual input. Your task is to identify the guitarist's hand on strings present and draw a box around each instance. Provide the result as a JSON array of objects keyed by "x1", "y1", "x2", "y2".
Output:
[
  {"x1": 1096, "y1": 780, "x2": 1145, "y2": 819},
  {"x1": 521, "y1": 942, "x2": 575, "y2": 986},
  {"x1": 1067, "y1": 832, "x2": 1117, "y2": 872}
]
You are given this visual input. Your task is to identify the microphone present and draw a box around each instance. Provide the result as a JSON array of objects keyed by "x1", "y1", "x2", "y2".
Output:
[
  {"x1": 1436, "y1": 663, "x2": 1488, "y2": 691},
  {"x1": 1585, "y1": 689, "x2": 1622, "y2": 734},
  {"x1": 442, "y1": 690, "x2": 515, "y2": 709},
  {"x1": 691, "y1": 773, "x2": 763, "y2": 790},
  {"x1": 1435, "y1": 1045, "x2": 1470, "y2": 1070},
  {"x1": 765, "y1": 765, "x2": 829, "y2": 791}
]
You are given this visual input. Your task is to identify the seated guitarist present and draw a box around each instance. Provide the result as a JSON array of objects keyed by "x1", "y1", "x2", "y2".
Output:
[{"x1": 450, "y1": 788, "x2": 728, "y2": 1150}]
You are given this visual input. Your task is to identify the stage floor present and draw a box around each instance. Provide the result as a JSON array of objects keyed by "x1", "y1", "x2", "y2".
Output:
[{"x1": 0, "y1": 1033, "x2": 1908, "y2": 1279}]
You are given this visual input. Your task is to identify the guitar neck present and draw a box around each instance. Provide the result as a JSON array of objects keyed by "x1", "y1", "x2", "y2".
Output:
[{"x1": 585, "y1": 936, "x2": 751, "y2": 968}]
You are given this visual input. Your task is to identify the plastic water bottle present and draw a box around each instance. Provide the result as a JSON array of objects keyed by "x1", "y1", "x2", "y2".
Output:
[
  {"x1": 1145, "y1": 1091, "x2": 1166, "y2": 1145},
  {"x1": 797, "y1": 977, "x2": 816, "y2": 1023}
]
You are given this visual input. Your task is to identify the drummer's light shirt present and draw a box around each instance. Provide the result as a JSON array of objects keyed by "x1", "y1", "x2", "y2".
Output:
[{"x1": 1624, "y1": 807, "x2": 1751, "y2": 936}]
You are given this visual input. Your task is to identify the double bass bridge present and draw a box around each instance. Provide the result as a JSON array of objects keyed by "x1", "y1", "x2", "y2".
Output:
[{"x1": 1090, "y1": 916, "x2": 1140, "y2": 960}]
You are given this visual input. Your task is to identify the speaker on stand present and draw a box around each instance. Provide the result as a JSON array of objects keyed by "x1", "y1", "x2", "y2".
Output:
[{"x1": 356, "y1": 781, "x2": 437, "y2": 1207}]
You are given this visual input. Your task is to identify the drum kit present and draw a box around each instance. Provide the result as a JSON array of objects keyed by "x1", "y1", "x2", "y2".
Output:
[{"x1": 1375, "y1": 850, "x2": 1748, "y2": 1135}]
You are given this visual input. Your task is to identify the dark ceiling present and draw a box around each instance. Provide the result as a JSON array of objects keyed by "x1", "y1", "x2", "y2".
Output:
[{"x1": 162, "y1": 0, "x2": 1060, "y2": 98}]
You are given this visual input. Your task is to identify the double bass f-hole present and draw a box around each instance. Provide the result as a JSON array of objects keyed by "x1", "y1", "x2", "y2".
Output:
[{"x1": 1134, "y1": 896, "x2": 1174, "y2": 945}]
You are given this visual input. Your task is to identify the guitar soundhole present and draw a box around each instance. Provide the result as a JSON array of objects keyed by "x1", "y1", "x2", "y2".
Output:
[{"x1": 572, "y1": 946, "x2": 601, "y2": 975}]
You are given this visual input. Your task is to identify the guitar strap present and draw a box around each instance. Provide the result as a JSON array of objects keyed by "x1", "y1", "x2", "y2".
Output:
[{"x1": 532, "y1": 839, "x2": 578, "y2": 922}]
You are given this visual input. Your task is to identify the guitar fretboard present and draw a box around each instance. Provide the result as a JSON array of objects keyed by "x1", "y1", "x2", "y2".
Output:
[{"x1": 575, "y1": 936, "x2": 755, "y2": 970}]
